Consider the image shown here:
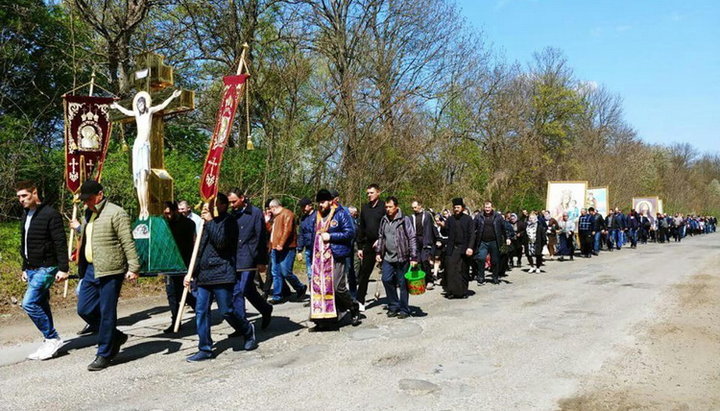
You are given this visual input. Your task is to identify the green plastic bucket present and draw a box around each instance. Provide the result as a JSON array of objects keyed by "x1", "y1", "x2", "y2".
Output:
[{"x1": 405, "y1": 267, "x2": 426, "y2": 295}]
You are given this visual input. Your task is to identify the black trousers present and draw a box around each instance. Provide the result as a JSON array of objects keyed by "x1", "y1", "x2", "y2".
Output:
[
  {"x1": 356, "y1": 245, "x2": 377, "y2": 304},
  {"x1": 579, "y1": 231, "x2": 593, "y2": 256},
  {"x1": 166, "y1": 274, "x2": 196, "y2": 324}
]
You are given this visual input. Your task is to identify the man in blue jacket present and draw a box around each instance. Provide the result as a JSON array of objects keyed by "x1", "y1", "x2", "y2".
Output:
[
  {"x1": 228, "y1": 189, "x2": 273, "y2": 332},
  {"x1": 184, "y1": 193, "x2": 256, "y2": 362}
]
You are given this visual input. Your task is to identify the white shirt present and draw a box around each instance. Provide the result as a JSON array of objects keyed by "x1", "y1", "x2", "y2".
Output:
[
  {"x1": 188, "y1": 212, "x2": 203, "y2": 235},
  {"x1": 24, "y1": 209, "x2": 36, "y2": 259}
]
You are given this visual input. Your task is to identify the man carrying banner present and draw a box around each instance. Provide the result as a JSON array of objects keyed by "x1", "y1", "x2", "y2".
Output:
[{"x1": 183, "y1": 194, "x2": 257, "y2": 362}]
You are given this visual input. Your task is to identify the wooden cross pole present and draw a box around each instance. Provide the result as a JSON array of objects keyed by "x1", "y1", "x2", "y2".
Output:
[{"x1": 110, "y1": 52, "x2": 195, "y2": 215}]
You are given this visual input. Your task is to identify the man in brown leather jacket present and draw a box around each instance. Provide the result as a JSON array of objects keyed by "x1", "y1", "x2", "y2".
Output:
[{"x1": 267, "y1": 199, "x2": 307, "y2": 304}]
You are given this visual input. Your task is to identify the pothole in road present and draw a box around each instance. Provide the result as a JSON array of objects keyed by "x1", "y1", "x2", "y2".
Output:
[
  {"x1": 373, "y1": 352, "x2": 414, "y2": 367},
  {"x1": 398, "y1": 378, "x2": 441, "y2": 395}
]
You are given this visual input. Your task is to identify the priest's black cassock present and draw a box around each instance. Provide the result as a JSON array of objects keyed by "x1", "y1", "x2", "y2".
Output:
[{"x1": 444, "y1": 213, "x2": 476, "y2": 298}]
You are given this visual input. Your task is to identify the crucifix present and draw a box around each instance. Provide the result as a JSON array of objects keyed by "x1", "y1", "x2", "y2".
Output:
[{"x1": 110, "y1": 52, "x2": 195, "y2": 218}]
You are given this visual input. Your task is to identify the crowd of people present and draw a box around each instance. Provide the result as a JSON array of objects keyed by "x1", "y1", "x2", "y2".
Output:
[{"x1": 15, "y1": 180, "x2": 717, "y2": 369}]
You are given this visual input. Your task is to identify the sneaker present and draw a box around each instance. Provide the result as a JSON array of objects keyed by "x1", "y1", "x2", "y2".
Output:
[
  {"x1": 27, "y1": 342, "x2": 46, "y2": 360},
  {"x1": 357, "y1": 302, "x2": 366, "y2": 312},
  {"x1": 243, "y1": 324, "x2": 258, "y2": 351},
  {"x1": 426, "y1": 282, "x2": 435, "y2": 290},
  {"x1": 397, "y1": 312, "x2": 410, "y2": 319},
  {"x1": 186, "y1": 351, "x2": 213, "y2": 362},
  {"x1": 36, "y1": 337, "x2": 63, "y2": 360}
]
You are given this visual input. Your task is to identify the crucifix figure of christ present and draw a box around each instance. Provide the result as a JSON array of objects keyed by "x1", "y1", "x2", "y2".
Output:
[
  {"x1": 112, "y1": 89, "x2": 181, "y2": 219},
  {"x1": 110, "y1": 52, "x2": 194, "y2": 219}
]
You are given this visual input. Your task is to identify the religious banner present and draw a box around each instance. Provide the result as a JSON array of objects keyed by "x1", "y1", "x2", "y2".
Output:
[
  {"x1": 546, "y1": 181, "x2": 587, "y2": 222},
  {"x1": 199, "y1": 74, "x2": 249, "y2": 202},
  {"x1": 586, "y1": 187, "x2": 609, "y2": 217},
  {"x1": 633, "y1": 196, "x2": 660, "y2": 224},
  {"x1": 64, "y1": 95, "x2": 114, "y2": 193}
]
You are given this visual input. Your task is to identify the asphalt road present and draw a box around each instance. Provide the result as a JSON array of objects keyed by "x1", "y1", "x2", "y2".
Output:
[{"x1": 1, "y1": 234, "x2": 718, "y2": 410}]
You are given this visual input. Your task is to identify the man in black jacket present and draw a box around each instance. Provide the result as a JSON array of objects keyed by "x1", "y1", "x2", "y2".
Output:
[
  {"x1": 162, "y1": 201, "x2": 197, "y2": 333},
  {"x1": 443, "y1": 198, "x2": 475, "y2": 298},
  {"x1": 474, "y1": 201, "x2": 512, "y2": 285},
  {"x1": 411, "y1": 200, "x2": 436, "y2": 289},
  {"x1": 356, "y1": 183, "x2": 385, "y2": 309},
  {"x1": 17, "y1": 180, "x2": 69, "y2": 360},
  {"x1": 183, "y1": 193, "x2": 256, "y2": 362}
]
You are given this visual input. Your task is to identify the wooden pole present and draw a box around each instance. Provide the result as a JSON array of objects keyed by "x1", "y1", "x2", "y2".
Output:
[
  {"x1": 63, "y1": 71, "x2": 95, "y2": 298},
  {"x1": 173, "y1": 203, "x2": 208, "y2": 332}
]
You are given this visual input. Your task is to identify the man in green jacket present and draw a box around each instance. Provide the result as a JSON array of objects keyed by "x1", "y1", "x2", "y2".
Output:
[{"x1": 71, "y1": 181, "x2": 140, "y2": 371}]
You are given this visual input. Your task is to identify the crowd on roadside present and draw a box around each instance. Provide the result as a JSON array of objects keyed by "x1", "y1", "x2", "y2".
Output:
[{"x1": 15, "y1": 179, "x2": 717, "y2": 368}]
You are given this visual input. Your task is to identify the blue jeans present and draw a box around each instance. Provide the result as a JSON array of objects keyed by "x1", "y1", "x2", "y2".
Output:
[
  {"x1": 593, "y1": 232, "x2": 602, "y2": 252},
  {"x1": 628, "y1": 228, "x2": 638, "y2": 247},
  {"x1": 381, "y1": 260, "x2": 410, "y2": 314},
  {"x1": 270, "y1": 249, "x2": 304, "y2": 300},
  {"x1": 609, "y1": 229, "x2": 621, "y2": 249},
  {"x1": 304, "y1": 249, "x2": 313, "y2": 283},
  {"x1": 76, "y1": 264, "x2": 124, "y2": 358},
  {"x1": 233, "y1": 271, "x2": 271, "y2": 321},
  {"x1": 618, "y1": 230, "x2": 626, "y2": 248},
  {"x1": 22, "y1": 267, "x2": 59, "y2": 340},
  {"x1": 195, "y1": 284, "x2": 244, "y2": 353},
  {"x1": 476, "y1": 241, "x2": 500, "y2": 281}
]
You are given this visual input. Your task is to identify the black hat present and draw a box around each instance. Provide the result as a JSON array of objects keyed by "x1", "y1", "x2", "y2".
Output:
[
  {"x1": 79, "y1": 180, "x2": 103, "y2": 201},
  {"x1": 452, "y1": 197, "x2": 464, "y2": 207},
  {"x1": 298, "y1": 197, "x2": 312, "y2": 208},
  {"x1": 329, "y1": 189, "x2": 340, "y2": 199},
  {"x1": 316, "y1": 189, "x2": 333, "y2": 202}
]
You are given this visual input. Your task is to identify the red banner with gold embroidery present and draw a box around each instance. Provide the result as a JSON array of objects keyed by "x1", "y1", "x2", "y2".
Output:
[
  {"x1": 199, "y1": 74, "x2": 249, "y2": 202},
  {"x1": 63, "y1": 95, "x2": 114, "y2": 193}
]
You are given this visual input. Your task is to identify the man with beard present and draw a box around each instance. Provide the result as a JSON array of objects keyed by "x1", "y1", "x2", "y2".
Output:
[
  {"x1": 309, "y1": 189, "x2": 360, "y2": 329},
  {"x1": 474, "y1": 202, "x2": 511, "y2": 285},
  {"x1": 443, "y1": 198, "x2": 475, "y2": 298}
]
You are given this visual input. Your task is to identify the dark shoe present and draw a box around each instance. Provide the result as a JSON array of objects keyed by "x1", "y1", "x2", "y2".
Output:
[
  {"x1": 109, "y1": 331, "x2": 128, "y2": 360},
  {"x1": 569, "y1": 255, "x2": 574, "y2": 261},
  {"x1": 243, "y1": 324, "x2": 258, "y2": 351},
  {"x1": 558, "y1": 257, "x2": 564, "y2": 262},
  {"x1": 163, "y1": 324, "x2": 178, "y2": 334},
  {"x1": 269, "y1": 298, "x2": 285, "y2": 305},
  {"x1": 350, "y1": 302, "x2": 361, "y2": 326},
  {"x1": 492, "y1": 278, "x2": 500, "y2": 284},
  {"x1": 261, "y1": 306, "x2": 273, "y2": 330},
  {"x1": 397, "y1": 312, "x2": 410, "y2": 319},
  {"x1": 296, "y1": 285, "x2": 308, "y2": 300},
  {"x1": 387, "y1": 311, "x2": 399, "y2": 318},
  {"x1": 186, "y1": 351, "x2": 213, "y2": 362},
  {"x1": 87, "y1": 355, "x2": 111, "y2": 371},
  {"x1": 77, "y1": 324, "x2": 98, "y2": 336},
  {"x1": 476, "y1": 281, "x2": 484, "y2": 286}
]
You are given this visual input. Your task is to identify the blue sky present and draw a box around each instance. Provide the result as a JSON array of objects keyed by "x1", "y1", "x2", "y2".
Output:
[{"x1": 456, "y1": 0, "x2": 719, "y2": 155}]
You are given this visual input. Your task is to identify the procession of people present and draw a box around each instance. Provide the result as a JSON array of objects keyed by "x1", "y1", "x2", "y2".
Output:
[{"x1": 16, "y1": 178, "x2": 717, "y2": 369}]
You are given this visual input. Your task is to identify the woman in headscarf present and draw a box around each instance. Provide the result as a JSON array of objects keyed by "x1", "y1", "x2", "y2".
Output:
[
  {"x1": 524, "y1": 211, "x2": 547, "y2": 273},
  {"x1": 557, "y1": 212, "x2": 575, "y2": 261}
]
